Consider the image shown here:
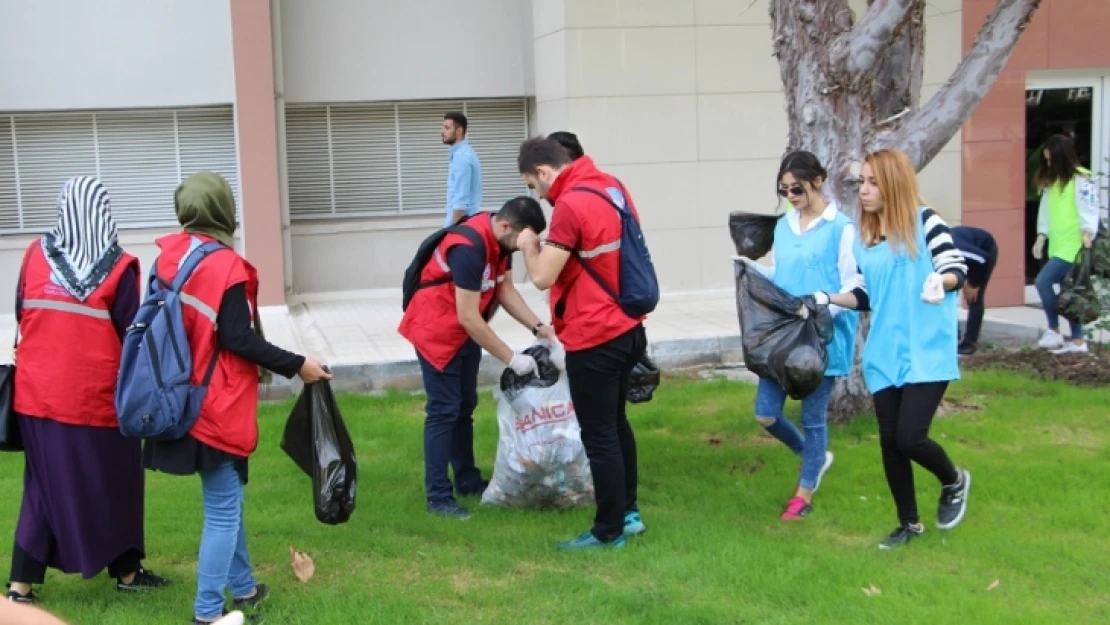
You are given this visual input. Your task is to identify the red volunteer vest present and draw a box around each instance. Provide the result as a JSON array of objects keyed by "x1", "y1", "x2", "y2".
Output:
[
  {"x1": 14, "y1": 241, "x2": 140, "y2": 428},
  {"x1": 398, "y1": 213, "x2": 509, "y2": 371},
  {"x1": 154, "y1": 232, "x2": 261, "y2": 458},
  {"x1": 547, "y1": 158, "x2": 645, "y2": 352}
]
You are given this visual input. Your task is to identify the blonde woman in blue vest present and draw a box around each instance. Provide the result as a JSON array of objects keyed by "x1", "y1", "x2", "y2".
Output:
[
  {"x1": 737, "y1": 150, "x2": 859, "y2": 521},
  {"x1": 819, "y1": 149, "x2": 971, "y2": 549},
  {"x1": 1031, "y1": 134, "x2": 1101, "y2": 354}
]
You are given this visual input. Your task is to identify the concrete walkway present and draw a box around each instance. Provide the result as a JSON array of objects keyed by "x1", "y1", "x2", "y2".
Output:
[{"x1": 0, "y1": 285, "x2": 1055, "y2": 398}]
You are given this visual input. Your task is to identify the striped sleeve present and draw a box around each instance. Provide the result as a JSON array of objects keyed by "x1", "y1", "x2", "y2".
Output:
[{"x1": 922, "y1": 208, "x2": 967, "y2": 289}]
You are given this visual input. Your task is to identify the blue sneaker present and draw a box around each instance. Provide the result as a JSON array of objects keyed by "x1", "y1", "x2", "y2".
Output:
[
  {"x1": 427, "y1": 501, "x2": 471, "y2": 520},
  {"x1": 624, "y1": 511, "x2": 646, "y2": 536},
  {"x1": 556, "y1": 531, "x2": 627, "y2": 551}
]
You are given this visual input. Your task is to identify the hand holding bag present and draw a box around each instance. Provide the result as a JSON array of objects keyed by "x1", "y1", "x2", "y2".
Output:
[{"x1": 1, "y1": 325, "x2": 21, "y2": 452}]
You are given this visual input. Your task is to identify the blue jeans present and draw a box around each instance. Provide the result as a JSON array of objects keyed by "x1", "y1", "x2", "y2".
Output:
[
  {"x1": 754, "y1": 376, "x2": 835, "y2": 491},
  {"x1": 196, "y1": 461, "x2": 255, "y2": 620},
  {"x1": 1035, "y1": 257, "x2": 1084, "y2": 339},
  {"x1": 417, "y1": 340, "x2": 484, "y2": 504}
]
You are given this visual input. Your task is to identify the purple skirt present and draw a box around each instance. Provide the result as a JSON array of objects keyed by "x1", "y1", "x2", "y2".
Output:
[{"x1": 14, "y1": 414, "x2": 146, "y2": 579}]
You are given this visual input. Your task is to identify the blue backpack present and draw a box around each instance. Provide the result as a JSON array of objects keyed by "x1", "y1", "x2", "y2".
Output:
[
  {"x1": 116, "y1": 240, "x2": 226, "y2": 440},
  {"x1": 570, "y1": 184, "x2": 660, "y2": 318}
]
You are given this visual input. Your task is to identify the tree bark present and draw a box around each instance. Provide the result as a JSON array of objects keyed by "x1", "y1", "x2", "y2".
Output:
[{"x1": 769, "y1": 0, "x2": 1042, "y2": 421}]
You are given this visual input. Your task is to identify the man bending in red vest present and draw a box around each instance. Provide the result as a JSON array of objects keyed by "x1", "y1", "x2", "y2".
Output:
[
  {"x1": 398, "y1": 196, "x2": 555, "y2": 519},
  {"x1": 515, "y1": 138, "x2": 650, "y2": 550}
]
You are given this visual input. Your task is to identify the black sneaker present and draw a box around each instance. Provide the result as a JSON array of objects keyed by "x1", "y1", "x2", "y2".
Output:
[
  {"x1": 878, "y1": 523, "x2": 925, "y2": 550},
  {"x1": 427, "y1": 501, "x2": 471, "y2": 520},
  {"x1": 232, "y1": 584, "x2": 269, "y2": 610},
  {"x1": 957, "y1": 342, "x2": 977, "y2": 355},
  {"x1": 937, "y1": 469, "x2": 972, "y2": 530},
  {"x1": 6, "y1": 588, "x2": 36, "y2": 604},
  {"x1": 117, "y1": 568, "x2": 171, "y2": 592}
]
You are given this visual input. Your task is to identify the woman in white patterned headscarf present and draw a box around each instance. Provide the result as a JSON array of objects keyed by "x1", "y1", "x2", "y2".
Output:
[{"x1": 7, "y1": 176, "x2": 169, "y2": 604}]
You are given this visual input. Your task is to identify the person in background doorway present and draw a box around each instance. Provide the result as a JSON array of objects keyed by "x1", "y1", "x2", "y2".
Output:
[
  {"x1": 820, "y1": 149, "x2": 972, "y2": 550},
  {"x1": 7, "y1": 177, "x2": 168, "y2": 604},
  {"x1": 951, "y1": 226, "x2": 998, "y2": 356},
  {"x1": 515, "y1": 138, "x2": 650, "y2": 551},
  {"x1": 442, "y1": 112, "x2": 483, "y2": 227},
  {"x1": 547, "y1": 131, "x2": 585, "y2": 160},
  {"x1": 736, "y1": 151, "x2": 858, "y2": 521},
  {"x1": 1031, "y1": 134, "x2": 1100, "y2": 354},
  {"x1": 398, "y1": 197, "x2": 555, "y2": 519},
  {"x1": 141, "y1": 172, "x2": 332, "y2": 624}
]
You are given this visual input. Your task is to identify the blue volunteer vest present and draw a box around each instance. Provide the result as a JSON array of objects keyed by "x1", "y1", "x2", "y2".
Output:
[
  {"x1": 853, "y1": 206, "x2": 960, "y2": 393},
  {"x1": 772, "y1": 209, "x2": 858, "y2": 377}
]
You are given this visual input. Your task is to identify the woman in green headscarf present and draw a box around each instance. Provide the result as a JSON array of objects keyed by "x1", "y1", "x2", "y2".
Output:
[{"x1": 143, "y1": 171, "x2": 332, "y2": 624}]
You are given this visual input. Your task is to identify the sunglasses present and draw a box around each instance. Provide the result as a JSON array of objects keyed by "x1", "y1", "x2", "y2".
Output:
[{"x1": 777, "y1": 186, "x2": 806, "y2": 198}]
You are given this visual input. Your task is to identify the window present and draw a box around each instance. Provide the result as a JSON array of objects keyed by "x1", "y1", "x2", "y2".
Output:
[
  {"x1": 285, "y1": 98, "x2": 529, "y2": 220},
  {"x1": 0, "y1": 106, "x2": 239, "y2": 234}
]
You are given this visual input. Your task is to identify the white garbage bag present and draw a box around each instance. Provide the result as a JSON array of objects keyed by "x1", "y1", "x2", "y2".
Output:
[{"x1": 481, "y1": 342, "x2": 594, "y2": 509}]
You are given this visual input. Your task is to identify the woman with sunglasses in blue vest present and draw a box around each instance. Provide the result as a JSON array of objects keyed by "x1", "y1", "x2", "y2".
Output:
[
  {"x1": 737, "y1": 151, "x2": 859, "y2": 521},
  {"x1": 819, "y1": 149, "x2": 972, "y2": 550}
]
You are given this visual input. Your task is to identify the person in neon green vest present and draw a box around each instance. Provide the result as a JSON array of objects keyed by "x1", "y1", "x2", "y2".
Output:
[{"x1": 1031, "y1": 134, "x2": 1101, "y2": 354}]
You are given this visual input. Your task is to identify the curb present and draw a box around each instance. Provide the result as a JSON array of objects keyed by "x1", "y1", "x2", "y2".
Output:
[{"x1": 259, "y1": 316, "x2": 1043, "y2": 401}]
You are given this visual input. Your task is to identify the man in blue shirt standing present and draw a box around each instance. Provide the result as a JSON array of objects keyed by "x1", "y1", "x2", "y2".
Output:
[{"x1": 442, "y1": 112, "x2": 483, "y2": 227}]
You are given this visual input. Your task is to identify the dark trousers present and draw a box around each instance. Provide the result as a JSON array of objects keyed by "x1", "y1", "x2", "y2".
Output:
[
  {"x1": 565, "y1": 325, "x2": 648, "y2": 542},
  {"x1": 10, "y1": 542, "x2": 140, "y2": 584},
  {"x1": 872, "y1": 383, "x2": 960, "y2": 526},
  {"x1": 417, "y1": 340, "x2": 484, "y2": 505},
  {"x1": 962, "y1": 244, "x2": 998, "y2": 346}
]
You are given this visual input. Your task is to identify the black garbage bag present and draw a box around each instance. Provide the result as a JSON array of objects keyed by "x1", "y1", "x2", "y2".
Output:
[
  {"x1": 499, "y1": 344, "x2": 561, "y2": 401},
  {"x1": 280, "y1": 381, "x2": 357, "y2": 525},
  {"x1": 627, "y1": 353, "x2": 660, "y2": 404},
  {"x1": 734, "y1": 260, "x2": 833, "y2": 400},
  {"x1": 1058, "y1": 248, "x2": 1101, "y2": 326},
  {"x1": 729, "y1": 212, "x2": 783, "y2": 260}
]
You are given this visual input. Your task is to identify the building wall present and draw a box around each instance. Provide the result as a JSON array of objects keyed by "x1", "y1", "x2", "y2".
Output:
[
  {"x1": 0, "y1": 0, "x2": 234, "y2": 111},
  {"x1": 961, "y1": 0, "x2": 1110, "y2": 307},
  {"x1": 0, "y1": 0, "x2": 239, "y2": 314},
  {"x1": 529, "y1": 0, "x2": 964, "y2": 294},
  {"x1": 280, "y1": 0, "x2": 533, "y2": 104}
]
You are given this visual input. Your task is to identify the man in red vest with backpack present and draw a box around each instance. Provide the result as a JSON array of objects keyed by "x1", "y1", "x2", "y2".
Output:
[
  {"x1": 515, "y1": 137, "x2": 659, "y2": 550},
  {"x1": 399, "y1": 196, "x2": 555, "y2": 519}
]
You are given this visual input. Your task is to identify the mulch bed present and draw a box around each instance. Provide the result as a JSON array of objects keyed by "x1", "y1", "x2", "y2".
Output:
[{"x1": 961, "y1": 346, "x2": 1110, "y2": 385}]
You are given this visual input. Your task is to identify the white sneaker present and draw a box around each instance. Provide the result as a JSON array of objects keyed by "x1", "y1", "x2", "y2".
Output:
[
  {"x1": 1050, "y1": 342, "x2": 1089, "y2": 355},
  {"x1": 1038, "y1": 330, "x2": 1065, "y2": 350},
  {"x1": 813, "y1": 451, "x2": 834, "y2": 493}
]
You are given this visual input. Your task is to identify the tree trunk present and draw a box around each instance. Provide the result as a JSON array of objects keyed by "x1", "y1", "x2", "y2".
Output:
[{"x1": 769, "y1": 0, "x2": 1042, "y2": 421}]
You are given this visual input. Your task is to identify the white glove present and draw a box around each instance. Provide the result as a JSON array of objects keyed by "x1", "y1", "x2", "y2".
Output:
[
  {"x1": 1032, "y1": 234, "x2": 1046, "y2": 261},
  {"x1": 509, "y1": 353, "x2": 537, "y2": 375},
  {"x1": 812, "y1": 291, "x2": 830, "y2": 306},
  {"x1": 921, "y1": 272, "x2": 945, "y2": 305}
]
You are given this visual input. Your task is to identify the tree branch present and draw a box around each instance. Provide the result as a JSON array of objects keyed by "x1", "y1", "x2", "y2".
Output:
[
  {"x1": 845, "y1": 0, "x2": 916, "y2": 78},
  {"x1": 901, "y1": 0, "x2": 1042, "y2": 170}
]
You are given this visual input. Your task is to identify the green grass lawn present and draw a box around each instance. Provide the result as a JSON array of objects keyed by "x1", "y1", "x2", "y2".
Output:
[{"x1": 2, "y1": 371, "x2": 1108, "y2": 625}]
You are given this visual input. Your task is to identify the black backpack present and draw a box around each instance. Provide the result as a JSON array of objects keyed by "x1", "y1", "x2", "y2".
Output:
[{"x1": 401, "y1": 215, "x2": 487, "y2": 312}]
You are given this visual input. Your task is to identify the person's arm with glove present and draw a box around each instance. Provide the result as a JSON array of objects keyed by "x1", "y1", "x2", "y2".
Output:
[
  {"x1": 449, "y1": 245, "x2": 536, "y2": 375},
  {"x1": 1033, "y1": 191, "x2": 1049, "y2": 260},
  {"x1": 919, "y1": 208, "x2": 967, "y2": 304}
]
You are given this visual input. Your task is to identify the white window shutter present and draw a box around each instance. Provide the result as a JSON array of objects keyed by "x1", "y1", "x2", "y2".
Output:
[
  {"x1": 330, "y1": 104, "x2": 400, "y2": 215},
  {"x1": 398, "y1": 100, "x2": 463, "y2": 214},
  {"x1": 0, "y1": 106, "x2": 239, "y2": 235},
  {"x1": 96, "y1": 110, "x2": 179, "y2": 227},
  {"x1": 12, "y1": 114, "x2": 98, "y2": 232},
  {"x1": 177, "y1": 107, "x2": 241, "y2": 217},
  {"x1": 0, "y1": 119, "x2": 18, "y2": 231},
  {"x1": 465, "y1": 100, "x2": 529, "y2": 209},
  {"x1": 285, "y1": 106, "x2": 333, "y2": 217}
]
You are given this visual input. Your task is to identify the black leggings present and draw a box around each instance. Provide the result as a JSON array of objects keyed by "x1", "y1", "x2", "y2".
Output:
[
  {"x1": 872, "y1": 382, "x2": 960, "y2": 525},
  {"x1": 9, "y1": 542, "x2": 141, "y2": 585}
]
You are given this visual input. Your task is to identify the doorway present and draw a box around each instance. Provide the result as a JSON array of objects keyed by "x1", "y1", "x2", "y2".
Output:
[{"x1": 1024, "y1": 74, "x2": 1109, "y2": 286}]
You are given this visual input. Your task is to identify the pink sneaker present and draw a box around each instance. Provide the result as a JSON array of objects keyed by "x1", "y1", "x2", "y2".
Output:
[{"x1": 780, "y1": 496, "x2": 812, "y2": 521}]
